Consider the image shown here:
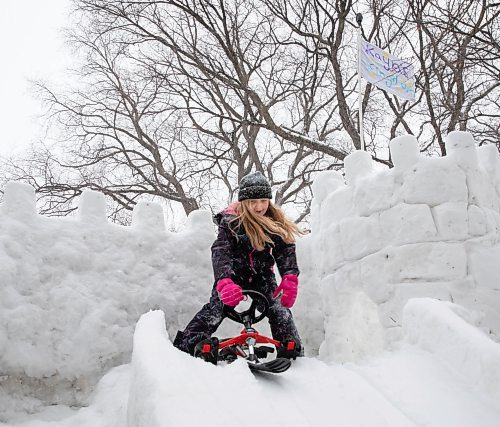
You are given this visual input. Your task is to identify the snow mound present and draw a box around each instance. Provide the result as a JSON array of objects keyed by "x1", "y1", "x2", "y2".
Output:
[{"x1": 403, "y1": 298, "x2": 500, "y2": 399}]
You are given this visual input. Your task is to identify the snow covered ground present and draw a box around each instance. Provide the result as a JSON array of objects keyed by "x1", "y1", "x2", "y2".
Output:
[{"x1": 1, "y1": 131, "x2": 500, "y2": 426}]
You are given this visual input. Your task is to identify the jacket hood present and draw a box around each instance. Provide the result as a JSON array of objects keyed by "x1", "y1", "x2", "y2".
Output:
[{"x1": 213, "y1": 202, "x2": 240, "y2": 225}]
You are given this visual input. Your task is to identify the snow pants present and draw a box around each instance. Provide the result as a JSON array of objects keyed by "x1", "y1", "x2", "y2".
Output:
[{"x1": 173, "y1": 274, "x2": 302, "y2": 356}]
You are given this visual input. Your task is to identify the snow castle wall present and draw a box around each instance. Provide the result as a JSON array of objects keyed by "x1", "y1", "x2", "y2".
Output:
[
  {"x1": 0, "y1": 186, "x2": 216, "y2": 412},
  {"x1": 301, "y1": 131, "x2": 500, "y2": 362},
  {"x1": 1, "y1": 131, "x2": 499, "y2": 414}
]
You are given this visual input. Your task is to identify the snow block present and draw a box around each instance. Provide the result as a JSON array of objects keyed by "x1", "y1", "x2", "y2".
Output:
[
  {"x1": 185, "y1": 209, "x2": 213, "y2": 232},
  {"x1": 467, "y1": 169, "x2": 499, "y2": 211},
  {"x1": 317, "y1": 223, "x2": 344, "y2": 277},
  {"x1": 431, "y1": 202, "x2": 468, "y2": 241},
  {"x1": 131, "y1": 201, "x2": 166, "y2": 232},
  {"x1": 339, "y1": 215, "x2": 383, "y2": 260},
  {"x1": 354, "y1": 170, "x2": 400, "y2": 217},
  {"x1": 388, "y1": 242, "x2": 467, "y2": 281},
  {"x1": 169, "y1": 210, "x2": 215, "y2": 265},
  {"x1": 477, "y1": 144, "x2": 500, "y2": 204},
  {"x1": 444, "y1": 132, "x2": 499, "y2": 209},
  {"x1": 477, "y1": 144, "x2": 500, "y2": 182},
  {"x1": 77, "y1": 190, "x2": 107, "y2": 223},
  {"x1": 379, "y1": 203, "x2": 437, "y2": 246},
  {"x1": 0, "y1": 181, "x2": 36, "y2": 219},
  {"x1": 469, "y1": 245, "x2": 500, "y2": 291},
  {"x1": 403, "y1": 298, "x2": 500, "y2": 398},
  {"x1": 483, "y1": 208, "x2": 500, "y2": 234},
  {"x1": 445, "y1": 131, "x2": 478, "y2": 170},
  {"x1": 359, "y1": 252, "x2": 395, "y2": 304},
  {"x1": 402, "y1": 157, "x2": 468, "y2": 206},
  {"x1": 321, "y1": 263, "x2": 363, "y2": 304},
  {"x1": 344, "y1": 150, "x2": 373, "y2": 186},
  {"x1": 389, "y1": 135, "x2": 420, "y2": 171},
  {"x1": 467, "y1": 205, "x2": 487, "y2": 236},
  {"x1": 319, "y1": 186, "x2": 353, "y2": 225},
  {"x1": 319, "y1": 281, "x2": 384, "y2": 363},
  {"x1": 310, "y1": 171, "x2": 345, "y2": 231},
  {"x1": 0, "y1": 252, "x2": 17, "y2": 293},
  {"x1": 311, "y1": 170, "x2": 345, "y2": 205}
]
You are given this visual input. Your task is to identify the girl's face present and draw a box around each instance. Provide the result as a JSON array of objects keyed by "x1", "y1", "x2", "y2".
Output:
[{"x1": 248, "y1": 199, "x2": 269, "y2": 216}]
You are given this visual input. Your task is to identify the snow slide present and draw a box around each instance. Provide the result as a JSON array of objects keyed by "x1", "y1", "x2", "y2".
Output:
[
  {"x1": 126, "y1": 298, "x2": 500, "y2": 427},
  {"x1": 127, "y1": 310, "x2": 414, "y2": 427},
  {"x1": 2, "y1": 298, "x2": 499, "y2": 426}
]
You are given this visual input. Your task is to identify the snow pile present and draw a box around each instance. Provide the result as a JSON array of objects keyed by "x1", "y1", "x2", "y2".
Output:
[
  {"x1": 302, "y1": 131, "x2": 500, "y2": 361},
  {"x1": 352, "y1": 299, "x2": 500, "y2": 427},
  {"x1": 124, "y1": 298, "x2": 500, "y2": 427},
  {"x1": 403, "y1": 298, "x2": 500, "y2": 399}
]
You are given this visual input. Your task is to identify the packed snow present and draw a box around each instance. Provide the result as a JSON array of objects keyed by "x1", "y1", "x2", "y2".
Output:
[{"x1": 1, "y1": 131, "x2": 499, "y2": 426}]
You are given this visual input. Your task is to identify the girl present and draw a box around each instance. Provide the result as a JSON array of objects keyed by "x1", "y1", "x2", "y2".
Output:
[{"x1": 173, "y1": 171, "x2": 304, "y2": 359}]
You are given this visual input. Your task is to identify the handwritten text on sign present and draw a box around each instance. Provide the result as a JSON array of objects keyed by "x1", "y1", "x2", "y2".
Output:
[{"x1": 359, "y1": 39, "x2": 415, "y2": 101}]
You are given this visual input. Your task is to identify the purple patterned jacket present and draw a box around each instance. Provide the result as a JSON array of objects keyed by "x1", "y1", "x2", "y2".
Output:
[{"x1": 211, "y1": 203, "x2": 299, "y2": 284}]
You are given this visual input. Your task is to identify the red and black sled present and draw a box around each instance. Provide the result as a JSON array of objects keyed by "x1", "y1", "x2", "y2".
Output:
[{"x1": 193, "y1": 290, "x2": 300, "y2": 374}]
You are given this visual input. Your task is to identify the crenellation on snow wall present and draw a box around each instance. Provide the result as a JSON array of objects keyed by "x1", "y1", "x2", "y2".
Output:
[{"x1": 300, "y1": 131, "x2": 500, "y2": 363}]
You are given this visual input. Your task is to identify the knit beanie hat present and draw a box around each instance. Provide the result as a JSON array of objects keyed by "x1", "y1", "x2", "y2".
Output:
[{"x1": 238, "y1": 171, "x2": 273, "y2": 201}]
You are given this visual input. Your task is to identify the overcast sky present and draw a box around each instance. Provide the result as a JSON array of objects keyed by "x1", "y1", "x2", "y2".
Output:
[{"x1": 0, "y1": 0, "x2": 71, "y2": 156}]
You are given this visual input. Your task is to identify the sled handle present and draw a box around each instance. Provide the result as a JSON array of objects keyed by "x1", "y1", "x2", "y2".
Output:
[{"x1": 223, "y1": 290, "x2": 269, "y2": 325}]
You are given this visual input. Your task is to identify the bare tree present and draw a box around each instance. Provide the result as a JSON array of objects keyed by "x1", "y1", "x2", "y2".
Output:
[
  {"x1": 28, "y1": 0, "x2": 346, "y2": 220},
  {"x1": 393, "y1": 0, "x2": 500, "y2": 155},
  {"x1": 35, "y1": 33, "x2": 201, "y2": 216},
  {"x1": 2, "y1": 0, "x2": 498, "y2": 223}
]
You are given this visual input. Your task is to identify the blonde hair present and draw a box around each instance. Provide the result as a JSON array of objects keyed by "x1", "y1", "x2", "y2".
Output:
[{"x1": 230, "y1": 200, "x2": 305, "y2": 251}]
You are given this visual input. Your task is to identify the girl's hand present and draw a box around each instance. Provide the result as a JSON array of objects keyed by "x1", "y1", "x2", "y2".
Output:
[
  {"x1": 216, "y1": 278, "x2": 244, "y2": 306},
  {"x1": 273, "y1": 275, "x2": 298, "y2": 308}
]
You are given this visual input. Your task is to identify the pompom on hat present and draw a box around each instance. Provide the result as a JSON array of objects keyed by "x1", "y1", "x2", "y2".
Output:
[{"x1": 238, "y1": 171, "x2": 273, "y2": 201}]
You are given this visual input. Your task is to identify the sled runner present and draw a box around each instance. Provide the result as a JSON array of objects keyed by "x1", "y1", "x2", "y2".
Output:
[{"x1": 193, "y1": 290, "x2": 300, "y2": 374}]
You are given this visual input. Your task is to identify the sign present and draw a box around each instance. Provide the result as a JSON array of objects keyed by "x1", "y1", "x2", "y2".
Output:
[{"x1": 359, "y1": 39, "x2": 415, "y2": 101}]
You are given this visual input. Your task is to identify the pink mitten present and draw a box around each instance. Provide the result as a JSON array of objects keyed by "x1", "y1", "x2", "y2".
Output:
[
  {"x1": 272, "y1": 275, "x2": 298, "y2": 308},
  {"x1": 216, "y1": 278, "x2": 244, "y2": 306}
]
